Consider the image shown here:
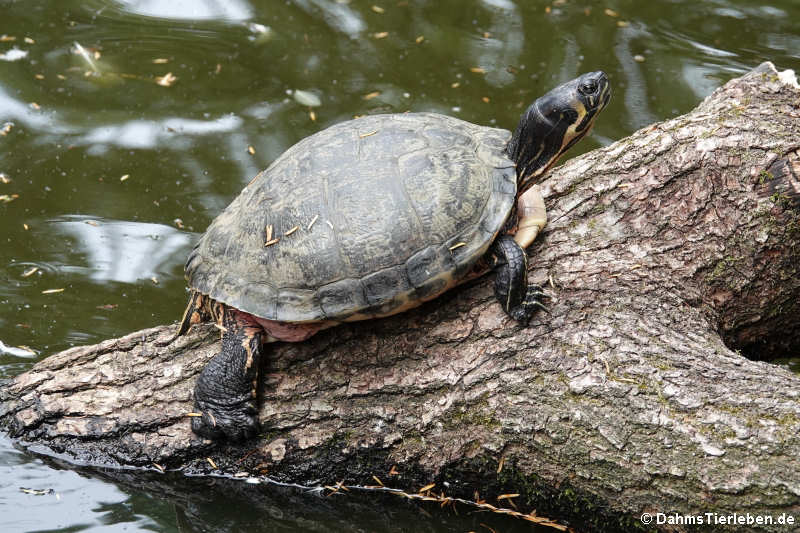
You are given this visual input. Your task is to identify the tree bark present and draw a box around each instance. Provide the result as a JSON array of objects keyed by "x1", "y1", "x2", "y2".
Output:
[{"x1": 2, "y1": 62, "x2": 800, "y2": 532}]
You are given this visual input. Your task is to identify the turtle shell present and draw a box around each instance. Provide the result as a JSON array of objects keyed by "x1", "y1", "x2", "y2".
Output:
[{"x1": 185, "y1": 112, "x2": 517, "y2": 323}]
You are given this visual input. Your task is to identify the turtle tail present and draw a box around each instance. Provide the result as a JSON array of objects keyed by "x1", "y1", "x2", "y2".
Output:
[{"x1": 177, "y1": 291, "x2": 211, "y2": 336}]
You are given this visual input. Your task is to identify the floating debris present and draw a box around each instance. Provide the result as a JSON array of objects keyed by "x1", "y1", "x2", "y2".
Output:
[
  {"x1": 152, "y1": 463, "x2": 165, "y2": 473},
  {"x1": 173, "y1": 218, "x2": 184, "y2": 229},
  {"x1": 152, "y1": 58, "x2": 168, "y2": 64},
  {"x1": 634, "y1": 54, "x2": 646, "y2": 63},
  {"x1": 604, "y1": 8, "x2": 619, "y2": 17},
  {"x1": 449, "y1": 242, "x2": 466, "y2": 251},
  {"x1": 0, "y1": 47, "x2": 28, "y2": 62},
  {"x1": 371, "y1": 5, "x2": 385, "y2": 13},
  {"x1": 372, "y1": 475, "x2": 384, "y2": 486},
  {"x1": 307, "y1": 214, "x2": 319, "y2": 230},
  {"x1": 0, "y1": 194, "x2": 19, "y2": 203},
  {"x1": 388, "y1": 465, "x2": 399, "y2": 475},
  {"x1": 0, "y1": 341, "x2": 36, "y2": 358},
  {"x1": 0, "y1": 172, "x2": 10, "y2": 182},
  {"x1": 415, "y1": 35, "x2": 424, "y2": 44},
  {"x1": 120, "y1": 174, "x2": 130, "y2": 182},
  {"x1": 246, "y1": 22, "x2": 273, "y2": 44},
  {"x1": 0, "y1": 35, "x2": 16, "y2": 42},
  {"x1": 155, "y1": 72, "x2": 177, "y2": 87},
  {"x1": 293, "y1": 89, "x2": 321, "y2": 107},
  {"x1": 309, "y1": 110, "x2": 316, "y2": 121},
  {"x1": 363, "y1": 91, "x2": 380, "y2": 100},
  {"x1": 617, "y1": 20, "x2": 630, "y2": 27},
  {"x1": 470, "y1": 67, "x2": 486, "y2": 74},
  {"x1": 19, "y1": 487, "x2": 53, "y2": 496},
  {"x1": 96, "y1": 304, "x2": 118, "y2": 310},
  {"x1": 29, "y1": 102, "x2": 40, "y2": 110},
  {"x1": 41, "y1": 288, "x2": 64, "y2": 294},
  {"x1": 373, "y1": 31, "x2": 388, "y2": 39},
  {"x1": 451, "y1": 82, "x2": 460, "y2": 89},
  {"x1": 359, "y1": 130, "x2": 378, "y2": 138},
  {"x1": 21, "y1": 266, "x2": 38, "y2": 277},
  {"x1": 482, "y1": 96, "x2": 490, "y2": 103},
  {"x1": 206, "y1": 457, "x2": 218, "y2": 469},
  {"x1": 247, "y1": 145, "x2": 256, "y2": 155},
  {"x1": 418, "y1": 483, "x2": 436, "y2": 493},
  {"x1": 264, "y1": 238, "x2": 279, "y2": 247},
  {"x1": 150, "y1": 276, "x2": 159, "y2": 285},
  {"x1": 284, "y1": 225, "x2": 299, "y2": 236},
  {"x1": 24, "y1": 37, "x2": 34, "y2": 44},
  {"x1": 265, "y1": 224, "x2": 273, "y2": 242},
  {"x1": 84, "y1": 220, "x2": 99, "y2": 226},
  {"x1": 73, "y1": 42, "x2": 100, "y2": 73}
]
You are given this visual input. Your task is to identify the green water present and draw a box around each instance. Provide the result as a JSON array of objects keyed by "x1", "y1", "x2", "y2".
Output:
[{"x1": 0, "y1": 1, "x2": 798, "y2": 531}]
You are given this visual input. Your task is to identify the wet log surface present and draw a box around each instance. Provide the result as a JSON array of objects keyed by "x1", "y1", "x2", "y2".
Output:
[{"x1": 2, "y1": 62, "x2": 800, "y2": 532}]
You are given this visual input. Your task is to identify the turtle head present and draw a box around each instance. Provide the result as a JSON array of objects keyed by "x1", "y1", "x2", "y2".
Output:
[{"x1": 507, "y1": 71, "x2": 610, "y2": 192}]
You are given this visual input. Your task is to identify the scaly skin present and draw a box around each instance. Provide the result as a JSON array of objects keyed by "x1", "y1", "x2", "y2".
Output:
[
  {"x1": 489, "y1": 235, "x2": 547, "y2": 323},
  {"x1": 191, "y1": 306, "x2": 263, "y2": 441}
]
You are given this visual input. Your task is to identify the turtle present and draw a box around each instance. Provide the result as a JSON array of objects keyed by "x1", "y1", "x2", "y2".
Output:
[{"x1": 178, "y1": 71, "x2": 611, "y2": 441}]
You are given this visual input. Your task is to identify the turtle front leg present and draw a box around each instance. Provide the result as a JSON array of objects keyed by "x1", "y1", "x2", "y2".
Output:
[
  {"x1": 489, "y1": 236, "x2": 547, "y2": 323},
  {"x1": 489, "y1": 185, "x2": 549, "y2": 323},
  {"x1": 192, "y1": 307, "x2": 263, "y2": 441}
]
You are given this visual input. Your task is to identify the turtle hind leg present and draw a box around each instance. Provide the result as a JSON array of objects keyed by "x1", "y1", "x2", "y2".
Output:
[
  {"x1": 489, "y1": 235, "x2": 548, "y2": 324},
  {"x1": 192, "y1": 306, "x2": 263, "y2": 441}
]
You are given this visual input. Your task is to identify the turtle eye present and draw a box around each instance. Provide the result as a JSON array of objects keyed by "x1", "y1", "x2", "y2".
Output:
[{"x1": 579, "y1": 81, "x2": 598, "y2": 95}]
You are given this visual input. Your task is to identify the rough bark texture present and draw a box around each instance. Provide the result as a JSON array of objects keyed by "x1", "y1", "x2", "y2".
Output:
[{"x1": 2, "y1": 63, "x2": 800, "y2": 532}]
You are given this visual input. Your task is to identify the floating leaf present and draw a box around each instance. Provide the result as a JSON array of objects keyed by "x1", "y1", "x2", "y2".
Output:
[
  {"x1": 155, "y1": 72, "x2": 177, "y2": 87},
  {"x1": 293, "y1": 89, "x2": 321, "y2": 107}
]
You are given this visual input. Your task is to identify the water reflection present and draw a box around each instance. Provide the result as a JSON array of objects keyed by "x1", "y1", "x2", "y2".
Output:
[
  {"x1": 114, "y1": 0, "x2": 253, "y2": 21},
  {"x1": 50, "y1": 216, "x2": 191, "y2": 284},
  {"x1": 81, "y1": 115, "x2": 243, "y2": 153},
  {"x1": 293, "y1": 0, "x2": 366, "y2": 37},
  {"x1": 0, "y1": 436, "x2": 162, "y2": 532}
]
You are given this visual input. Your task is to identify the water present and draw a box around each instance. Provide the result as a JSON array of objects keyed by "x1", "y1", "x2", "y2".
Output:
[{"x1": 0, "y1": 0, "x2": 798, "y2": 531}]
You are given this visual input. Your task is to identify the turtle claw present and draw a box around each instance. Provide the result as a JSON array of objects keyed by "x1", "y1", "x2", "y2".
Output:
[
  {"x1": 509, "y1": 285, "x2": 550, "y2": 323},
  {"x1": 191, "y1": 399, "x2": 259, "y2": 442}
]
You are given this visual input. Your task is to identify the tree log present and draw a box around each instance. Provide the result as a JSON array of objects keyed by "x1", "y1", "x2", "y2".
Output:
[{"x1": 2, "y1": 62, "x2": 800, "y2": 532}]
